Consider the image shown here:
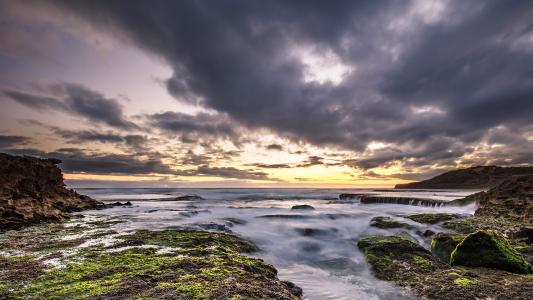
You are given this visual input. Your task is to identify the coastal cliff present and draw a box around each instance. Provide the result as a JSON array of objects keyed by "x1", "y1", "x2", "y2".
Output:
[
  {"x1": 0, "y1": 153, "x2": 103, "y2": 229},
  {"x1": 395, "y1": 165, "x2": 533, "y2": 189}
]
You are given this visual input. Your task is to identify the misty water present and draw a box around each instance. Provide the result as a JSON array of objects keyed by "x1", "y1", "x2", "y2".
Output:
[{"x1": 77, "y1": 188, "x2": 477, "y2": 300}]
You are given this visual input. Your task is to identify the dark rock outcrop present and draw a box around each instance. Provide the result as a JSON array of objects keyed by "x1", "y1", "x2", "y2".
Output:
[
  {"x1": 450, "y1": 174, "x2": 533, "y2": 225},
  {"x1": 395, "y1": 165, "x2": 533, "y2": 189},
  {"x1": 0, "y1": 153, "x2": 103, "y2": 229}
]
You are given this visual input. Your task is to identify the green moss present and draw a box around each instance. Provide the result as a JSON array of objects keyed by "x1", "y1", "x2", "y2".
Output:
[
  {"x1": 1, "y1": 229, "x2": 300, "y2": 300},
  {"x1": 450, "y1": 230, "x2": 532, "y2": 274},
  {"x1": 453, "y1": 277, "x2": 478, "y2": 287},
  {"x1": 369, "y1": 216, "x2": 412, "y2": 229},
  {"x1": 413, "y1": 255, "x2": 432, "y2": 268},
  {"x1": 406, "y1": 213, "x2": 461, "y2": 224}
]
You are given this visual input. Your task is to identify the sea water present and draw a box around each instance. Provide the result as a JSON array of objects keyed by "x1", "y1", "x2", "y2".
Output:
[{"x1": 76, "y1": 188, "x2": 477, "y2": 300}]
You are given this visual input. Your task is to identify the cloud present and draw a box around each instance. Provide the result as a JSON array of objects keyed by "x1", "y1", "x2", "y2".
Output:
[
  {"x1": 0, "y1": 135, "x2": 31, "y2": 148},
  {"x1": 7, "y1": 0, "x2": 533, "y2": 171},
  {"x1": 175, "y1": 165, "x2": 272, "y2": 181},
  {"x1": 0, "y1": 147, "x2": 174, "y2": 175},
  {"x1": 2, "y1": 83, "x2": 138, "y2": 130},
  {"x1": 266, "y1": 144, "x2": 283, "y2": 151},
  {"x1": 147, "y1": 111, "x2": 240, "y2": 143}
]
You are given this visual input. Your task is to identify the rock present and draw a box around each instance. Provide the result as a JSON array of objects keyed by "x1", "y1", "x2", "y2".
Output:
[
  {"x1": 431, "y1": 233, "x2": 466, "y2": 262},
  {"x1": 291, "y1": 204, "x2": 315, "y2": 210},
  {"x1": 406, "y1": 213, "x2": 463, "y2": 224},
  {"x1": 339, "y1": 193, "x2": 367, "y2": 200},
  {"x1": 0, "y1": 153, "x2": 104, "y2": 230},
  {"x1": 360, "y1": 195, "x2": 447, "y2": 207},
  {"x1": 370, "y1": 216, "x2": 412, "y2": 229},
  {"x1": 395, "y1": 165, "x2": 533, "y2": 189},
  {"x1": 357, "y1": 235, "x2": 444, "y2": 281},
  {"x1": 450, "y1": 230, "x2": 532, "y2": 274},
  {"x1": 108, "y1": 201, "x2": 132, "y2": 207},
  {"x1": 167, "y1": 195, "x2": 205, "y2": 201},
  {"x1": 358, "y1": 234, "x2": 533, "y2": 299}
]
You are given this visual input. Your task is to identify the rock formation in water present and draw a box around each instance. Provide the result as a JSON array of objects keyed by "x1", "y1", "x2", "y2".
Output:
[
  {"x1": 395, "y1": 165, "x2": 533, "y2": 189},
  {"x1": 0, "y1": 153, "x2": 103, "y2": 229}
]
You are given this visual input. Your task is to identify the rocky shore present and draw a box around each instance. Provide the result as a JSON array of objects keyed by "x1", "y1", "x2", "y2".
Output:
[
  {"x1": 357, "y1": 174, "x2": 533, "y2": 299},
  {"x1": 0, "y1": 153, "x2": 302, "y2": 299},
  {"x1": 394, "y1": 165, "x2": 533, "y2": 189},
  {"x1": 0, "y1": 153, "x2": 104, "y2": 230}
]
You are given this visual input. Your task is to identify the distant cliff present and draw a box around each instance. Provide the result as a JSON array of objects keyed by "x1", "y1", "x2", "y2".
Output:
[
  {"x1": 0, "y1": 153, "x2": 103, "y2": 229},
  {"x1": 394, "y1": 166, "x2": 533, "y2": 189}
]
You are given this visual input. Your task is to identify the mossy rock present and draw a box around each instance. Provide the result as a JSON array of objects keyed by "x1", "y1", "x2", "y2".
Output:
[
  {"x1": 0, "y1": 229, "x2": 302, "y2": 299},
  {"x1": 406, "y1": 213, "x2": 462, "y2": 224},
  {"x1": 357, "y1": 235, "x2": 443, "y2": 281},
  {"x1": 369, "y1": 217, "x2": 412, "y2": 229},
  {"x1": 450, "y1": 230, "x2": 532, "y2": 274},
  {"x1": 431, "y1": 233, "x2": 466, "y2": 262}
]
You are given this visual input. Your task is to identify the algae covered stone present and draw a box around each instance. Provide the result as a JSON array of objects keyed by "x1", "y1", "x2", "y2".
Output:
[
  {"x1": 406, "y1": 213, "x2": 462, "y2": 224},
  {"x1": 431, "y1": 233, "x2": 466, "y2": 262},
  {"x1": 369, "y1": 216, "x2": 412, "y2": 229},
  {"x1": 357, "y1": 235, "x2": 443, "y2": 281},
  {"x1": 450, "y1": 230, "x2": 532, "y2": 274}
]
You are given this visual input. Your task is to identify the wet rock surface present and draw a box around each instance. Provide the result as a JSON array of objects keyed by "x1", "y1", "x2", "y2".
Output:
[
  {"x1": 0, "y1": 153, "x2": 103, "y2": 230},
  {"x1": 406, "y1": 213, "x2": 463, "y2": 224},
  {"x1": 370, "y1": 216, "x2": 413, "y2": 229},
  {"x1": 357, "y1": 234, "x2": 533, "y2": 299},
  {"x1": 0, "y1": 217, "x2": 302, "y2": 300},
  {"x1": 450, "y1": 230, "x2": 532, "y2": 274}
]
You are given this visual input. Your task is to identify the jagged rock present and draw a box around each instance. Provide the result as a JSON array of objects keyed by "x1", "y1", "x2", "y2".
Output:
[
  {"x1": 395, "y1": 165, "x2": 533, "y2": 189},
  {"x1": 450, "y1": 230, "x2": 532, "y2": 274},
  {"x1": 291, "y1": 204, "x2": 314, "y2": 210},
  {"x1": 431, "y1": 233, "x2": 466, "y2": 262},
  {"x1": 0, "y1": 153, "x2": 103, "y2": 230},
  {"x1": 339, "y1": 193, "x2": 367, "y2": 200},
  {"x1": 370, "y1": 216, "x2": 412, "y2": 229}
]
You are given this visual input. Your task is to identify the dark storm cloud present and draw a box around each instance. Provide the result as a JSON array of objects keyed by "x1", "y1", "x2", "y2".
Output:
[
  {"x1": 175, "y1": 165, "x2": 272, "y2": 181},
  {"x1": 249, "y1": 155, "x2": 324, "y2": 169},
  {"x1": 2, "y1": 83, "x2": 138, "y2": 130},
  {"x1": 148, "y1": 111, "x2": 239, "y2": 142},
  {"x1": 0, "y1": 135, "x2": 31, "y2": 148},
  {"x1": 0, "y1": 147, "x2": 174, "y2": 175},
  {"x1": 24, "y1": 1, "x2": 533, "y2": 169}
]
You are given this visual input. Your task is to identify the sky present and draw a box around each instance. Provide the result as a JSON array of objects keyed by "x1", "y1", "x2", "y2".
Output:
[{"x1": 0, "y1": 0, "x2": 532, "y2": 188}]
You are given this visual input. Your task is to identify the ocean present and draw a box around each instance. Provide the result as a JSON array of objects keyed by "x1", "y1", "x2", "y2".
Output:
[{"x1": 76, "y1": 188, "x2": 478, "y2": 300}]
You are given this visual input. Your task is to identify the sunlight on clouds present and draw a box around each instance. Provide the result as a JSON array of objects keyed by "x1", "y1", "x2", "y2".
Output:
[{"x1": 293, "y1": 46, "x2": 353, "y2": 85}]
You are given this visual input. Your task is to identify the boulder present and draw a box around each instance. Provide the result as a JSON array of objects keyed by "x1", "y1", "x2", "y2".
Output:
[
  {"x1": 431, "y1": 233, "x2": 466, "y2": 262},
  {"x1": 450, "y1": 230, "x2": 532, "y2": 274}
]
